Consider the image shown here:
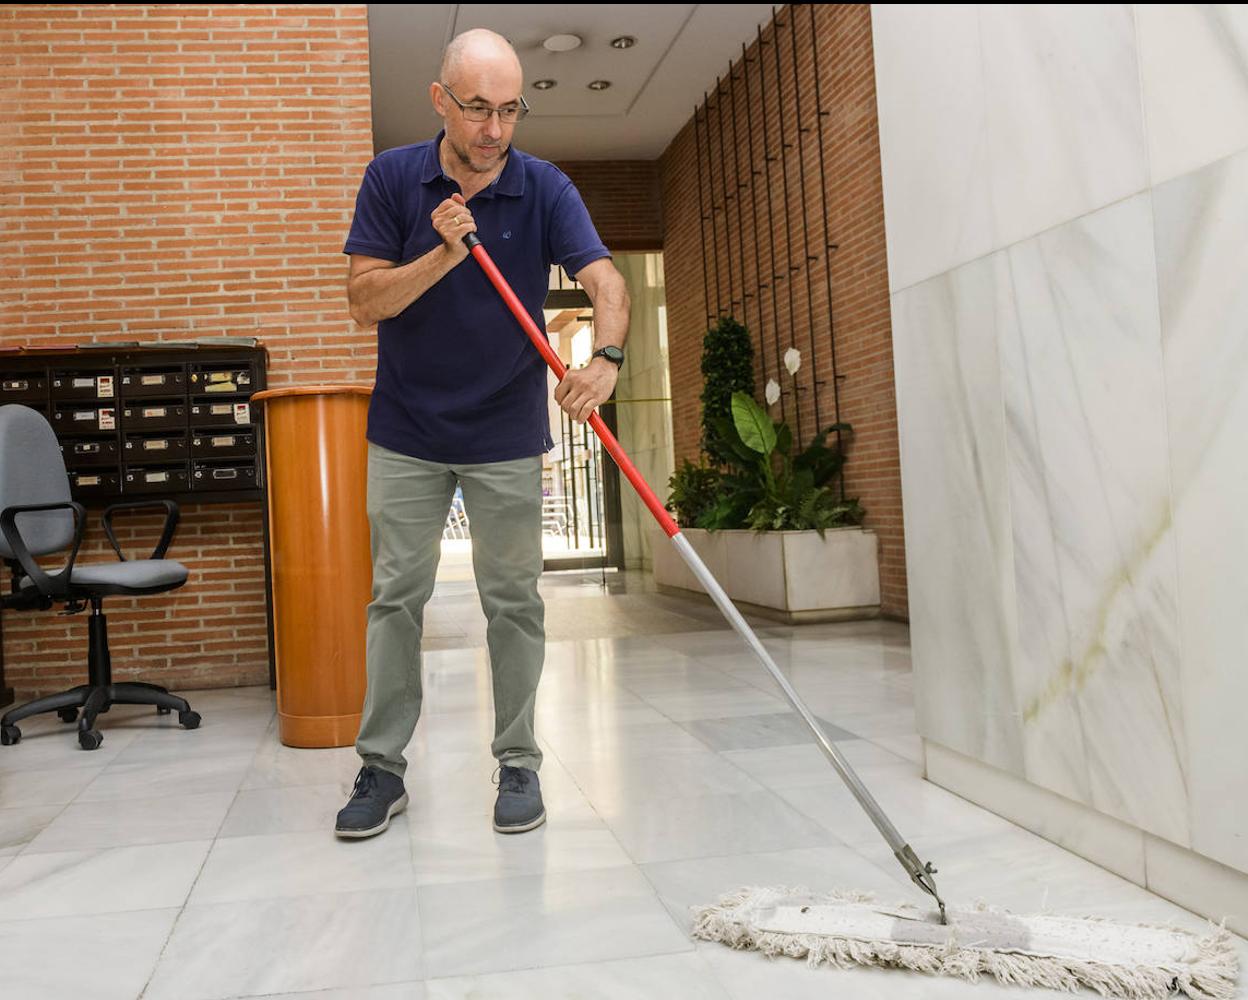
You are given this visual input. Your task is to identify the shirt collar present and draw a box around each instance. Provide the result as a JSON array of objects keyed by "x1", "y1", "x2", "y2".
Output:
[{"x1": 420, "y1": 130, "x2": 525, "y2": 199}]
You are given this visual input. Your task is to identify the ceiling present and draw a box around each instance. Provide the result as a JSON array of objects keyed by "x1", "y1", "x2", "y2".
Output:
[{"x1": 366, "y1": 4, "x2": 782, "y2": 161}]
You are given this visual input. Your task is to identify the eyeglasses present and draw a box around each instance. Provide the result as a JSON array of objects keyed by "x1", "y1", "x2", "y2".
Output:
[{"x1": 440, "y1": 84, "x2": 530, "y2": 124}]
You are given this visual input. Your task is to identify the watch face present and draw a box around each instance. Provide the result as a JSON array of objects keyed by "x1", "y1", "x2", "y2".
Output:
[{"x1": 599, "y1": 346, "x2": 624, "y2": 363}]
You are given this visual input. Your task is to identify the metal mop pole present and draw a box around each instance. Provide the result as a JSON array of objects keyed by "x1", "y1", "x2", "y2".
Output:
[{"x1": 463, "y1": 232, "x2": 947, "y2": 923}]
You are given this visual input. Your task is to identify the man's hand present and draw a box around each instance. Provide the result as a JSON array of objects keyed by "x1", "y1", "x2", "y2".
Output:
[
  {"x1": 554, "y1": 356, "x2": 619, "y2": 424},
  {"x1": 431, "y1": 193, "x2": 476, "y2": 264}
]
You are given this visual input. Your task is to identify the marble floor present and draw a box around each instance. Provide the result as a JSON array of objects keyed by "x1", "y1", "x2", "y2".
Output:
[{"x1": 0, "y1": 567, "x2": 1244, "y2": 999}]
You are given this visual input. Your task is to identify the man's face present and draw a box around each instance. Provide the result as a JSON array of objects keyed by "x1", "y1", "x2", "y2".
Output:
[{"x1": 432, "y1": 66, "x2": 523, "y2": 175}]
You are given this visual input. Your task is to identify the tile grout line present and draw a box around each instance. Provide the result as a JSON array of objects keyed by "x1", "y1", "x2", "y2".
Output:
[{"x1": 136, "y1": 705, "x2": 277, "y2": 1000}]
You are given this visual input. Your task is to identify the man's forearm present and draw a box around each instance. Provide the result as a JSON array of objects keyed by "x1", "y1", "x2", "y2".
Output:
[
  {"x1": 588, "y1": 277, "x2": 630, "y2": 352},
  {"x1": 348, "y1": 245, "x2": 459, "y2": 327}
]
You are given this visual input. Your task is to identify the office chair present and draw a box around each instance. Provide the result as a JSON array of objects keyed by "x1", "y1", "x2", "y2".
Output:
[{"x1": 0, "y1": 404, "x2": 201, "y2": 750}]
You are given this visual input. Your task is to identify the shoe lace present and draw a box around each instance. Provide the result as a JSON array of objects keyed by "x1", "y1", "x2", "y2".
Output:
[
  {"x1": 493, "y1": 765, "x2": 530, "y2": 794},
  {"x1": 351, "y1": 767, "x2": 380, "y2": 800}
]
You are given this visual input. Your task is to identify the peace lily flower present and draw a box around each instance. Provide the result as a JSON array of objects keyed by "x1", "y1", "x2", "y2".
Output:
[
  {"x1": 783, "y1": 347, "x2": 801, "y2": 375},
  {"x1": 765, "y1": 378, "x2": 781, "y2": 407}
]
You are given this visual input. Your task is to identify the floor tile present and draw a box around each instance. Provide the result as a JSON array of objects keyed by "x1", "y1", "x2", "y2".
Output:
[
  {"x1": 0, "y1": 804, "x2": 65, "y2": 856},
  {"x1": 0, "y1": 764, "x2": 106, "y2": 808},
  {"x1": 22, "y1": 791, "x2": 235, "y2": 854},
  {"x1": 0, "y1": 839, "x2": 210, "y2": 917},
  {"x1": 145, "y1": 889, "x2": 423, "y2": 1000},
  {"x1": 600, "y1": 787, "x2": 835, "y2": 865},
  {"x1": 677, "y1": 712, "x2": 858, "y2": 751},
  {"x1": 424, "y1": 952, "x2": 730, "y2": 999},
  {"x1": 410, "y1": 789, "x2": 628, "y2": 882},
  {"x1": 417, "y1": 866, "x2": 691, "y2": 979},
  {"x1": 556, "y1": 748, "x2": 766, "y2": 814},
  {"x1": 75, "y1": 752, "x2": 253, "y2": 803},
  {"x1": 0, "y1": 908, "x2": 178, "y2": 1000},
  {"x1": 218, "y1": 782, "x2": 349, "y2": 838},
  {"x1": 257, "y1": 987, "x2": 425, "y2": 1000},
  {"x1": 189, "y1": 826, "x2": 416, "y2": 904}
]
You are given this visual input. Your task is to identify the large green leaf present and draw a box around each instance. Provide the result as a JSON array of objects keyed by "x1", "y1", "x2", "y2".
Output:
[
  {"x1": 731, "y1": 391, "x2": 776, "y2": 456},
  {"x1": 794, "y1": 421, "x2": 851, "y2": 486},
  {"x1": 709, "y1": 414, "x2": 761, "y2": 469}
]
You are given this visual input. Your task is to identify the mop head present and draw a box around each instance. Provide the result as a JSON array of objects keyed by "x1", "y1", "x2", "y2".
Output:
[{"x1": 691, "y1": 886, "x2": 1238, "y2": 1000}]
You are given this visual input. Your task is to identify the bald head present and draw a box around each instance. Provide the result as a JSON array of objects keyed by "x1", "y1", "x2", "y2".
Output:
[
  {"x1": 431, "y1": 28, "x2": 523, "y2": 177},
  {"x1": 439, "y1": 28, "x2": 522, "y2": 88}
]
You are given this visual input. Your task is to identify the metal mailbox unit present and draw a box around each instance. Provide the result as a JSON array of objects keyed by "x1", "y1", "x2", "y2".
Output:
[{"x1": 0, "y1": 344, "x2": 277, "y2": 705}]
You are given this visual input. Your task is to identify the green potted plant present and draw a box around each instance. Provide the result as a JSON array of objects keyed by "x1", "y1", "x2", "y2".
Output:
[{"x1": 655, "y1": 320, "x2": 881, "y2": 622}]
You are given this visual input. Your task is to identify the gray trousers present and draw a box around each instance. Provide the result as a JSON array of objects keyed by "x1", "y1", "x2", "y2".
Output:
[{"x1": 355, "y1": 442, "x2": 545, "y2": 778}]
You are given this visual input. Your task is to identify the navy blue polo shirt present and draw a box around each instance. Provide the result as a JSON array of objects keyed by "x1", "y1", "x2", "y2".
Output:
[{"x1": 343, "y1": 131, "x2": 610, "y2": 464}]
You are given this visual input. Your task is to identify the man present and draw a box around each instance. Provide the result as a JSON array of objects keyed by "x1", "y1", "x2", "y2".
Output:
[{"x1": 334, "y1": 28, "x2": 629, "y2": 839}]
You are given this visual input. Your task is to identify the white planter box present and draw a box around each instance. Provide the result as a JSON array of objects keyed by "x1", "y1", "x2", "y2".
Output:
[{"x1": 651, "y1": 526, "x2": 881, "y2": 623}]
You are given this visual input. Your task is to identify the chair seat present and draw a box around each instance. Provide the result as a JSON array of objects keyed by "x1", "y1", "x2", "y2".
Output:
[{"x1": 22, "y1": 558, "x2": 189, "y2": 594}]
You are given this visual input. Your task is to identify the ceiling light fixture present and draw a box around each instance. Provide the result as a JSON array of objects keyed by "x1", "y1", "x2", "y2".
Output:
[
  {"x1": 533, "y1": 79, "x2": 557, "y2": 90},
  {"x1": 610, "y1": 36, "x2": 637, "y2": 49},
  {"x1": 587, "y1": 80, "x2": 612, "y2": 91},
  {"x1": 542, "y1": 33, "x2": 582, "y2": 52}
]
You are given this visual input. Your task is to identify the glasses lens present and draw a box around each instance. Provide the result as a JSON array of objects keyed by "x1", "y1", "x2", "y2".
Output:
[{"x1": 458, "y1": 101, "x2": 526, "y2": 124}]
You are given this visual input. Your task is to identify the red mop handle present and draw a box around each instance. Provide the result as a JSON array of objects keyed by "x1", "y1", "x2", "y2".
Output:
[{"x1": 464, "y1": 233, "x2": 680, "y2": 538}]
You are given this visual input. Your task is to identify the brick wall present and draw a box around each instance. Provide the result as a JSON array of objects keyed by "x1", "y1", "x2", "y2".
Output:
[
  {"x1": 554, "y1": 161, "x2": 662, "y2": 252},
  {"x1": 657, "y1": 4, "x2": 908, "y2": 619},
  {"x1": 1, "y1": 4, "x2": 376, "y2": 698}
]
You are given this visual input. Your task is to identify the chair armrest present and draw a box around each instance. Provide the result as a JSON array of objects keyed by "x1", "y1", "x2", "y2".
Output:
[
  {"x1": 101, "y1": 500, "x2": 180, "y2": 561},
  {"x1": 0, "y1": 501, "x2": 87, "y2": 599}
]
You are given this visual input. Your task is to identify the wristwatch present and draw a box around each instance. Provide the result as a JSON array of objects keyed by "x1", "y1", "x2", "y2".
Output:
[{"x1": 590, "y1": 346, "x2": 624, "y2": 368}]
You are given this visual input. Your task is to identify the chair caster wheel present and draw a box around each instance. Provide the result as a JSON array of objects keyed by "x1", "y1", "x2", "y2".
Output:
[
  {"x1": 78, "y1": 729, "x2": 103, "y2": 751},
  {"x1": 179, "y1": 710, "x2": 201, "y2": 730},
  {"x1": 58, "y1": 708, "x2": 78, "y2": 723},
  {"x1": 156, "y1": 706, "x2": 172, "y2": 715},
  {"x1": 1, "y1": 724, "x2": 20, "y2": 746}
]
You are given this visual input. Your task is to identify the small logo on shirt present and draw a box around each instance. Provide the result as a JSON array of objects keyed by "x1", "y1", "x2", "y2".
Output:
[{"x1": 502, "y1": 230, "x2": 512, "y2": 239}]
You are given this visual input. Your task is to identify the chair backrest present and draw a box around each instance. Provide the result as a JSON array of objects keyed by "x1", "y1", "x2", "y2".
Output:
[{"x1": 0, "y1": 404, "x2": 75, "y2": 559}]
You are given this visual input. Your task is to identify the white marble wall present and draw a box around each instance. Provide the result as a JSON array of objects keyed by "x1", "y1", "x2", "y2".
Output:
[
  {"x1": 613, "y1": 253, "x2": 675, "y2": 570},
  {"x1": 891, "y1": 252, "x2": 1024, "y2": 778},
  {"x1": 874, "y1": 3, "x2": 1248, "y2": 882},
  {"x1": 1155, "y1": 148, "x2": 1248, "y2": 876}
]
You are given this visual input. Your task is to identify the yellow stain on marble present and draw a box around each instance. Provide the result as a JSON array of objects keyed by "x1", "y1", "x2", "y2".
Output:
[{"x1": 1021, "y1": 502, "x2": 1173, "y2": 725}]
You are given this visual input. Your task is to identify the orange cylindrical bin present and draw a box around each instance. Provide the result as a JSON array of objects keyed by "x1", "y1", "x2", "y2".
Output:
[{"x1": 251, "y1": 385, "x2": 372, "y2": 748}]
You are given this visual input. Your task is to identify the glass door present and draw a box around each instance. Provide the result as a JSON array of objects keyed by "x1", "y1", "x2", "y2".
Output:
[{"x1": 540, "y1": 273, "x2": 623, "y2": 570}]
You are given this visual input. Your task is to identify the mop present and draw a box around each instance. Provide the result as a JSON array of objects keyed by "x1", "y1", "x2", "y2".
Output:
[{"x1": 461, "y1": 231, "x2": 1238, "y2": 999}]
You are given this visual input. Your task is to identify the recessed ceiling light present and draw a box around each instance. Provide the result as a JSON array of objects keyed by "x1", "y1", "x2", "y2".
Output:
[
  {"x1": 543, "y1": 34, "x2": 582, "y2": 53},
  {"x1": 587, "y1": 80, "x2": 612, "y2": 91},
  {"x1": 533, "y1": 79, "x2": 557, "y2": 90},
  {"x1": 610, "y1": 36, "x2": 637, "y2": 49}
]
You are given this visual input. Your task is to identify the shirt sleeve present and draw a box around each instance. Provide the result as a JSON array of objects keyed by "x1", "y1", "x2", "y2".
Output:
[
  {"x1": 343, "y1": 159, "x2": 402, "y2": 262},
  {"x1": 547, "y1": 181, "x2": 611, "y2": 279}
]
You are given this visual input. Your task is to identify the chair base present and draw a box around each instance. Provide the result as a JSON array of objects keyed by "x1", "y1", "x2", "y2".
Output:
[
  {"x1": 0, "y1": 600, "x2": 202, "y2": 750},
  {"x1": 0, "y1": 681, "x2": 201, "y2": 750}
]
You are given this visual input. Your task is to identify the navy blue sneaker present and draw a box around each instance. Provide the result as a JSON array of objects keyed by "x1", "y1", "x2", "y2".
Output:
[
  {"x1": 493, "y1": 764, "x2": 546, "y2": 833},
  {"x1": 335, "y1": 765, "x2": 408, "y2": 839}
]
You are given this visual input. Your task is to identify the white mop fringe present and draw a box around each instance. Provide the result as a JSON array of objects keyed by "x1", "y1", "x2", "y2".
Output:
[{"x1": 691, "y1": 886, "x2": 1238, "y2": 1000}]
